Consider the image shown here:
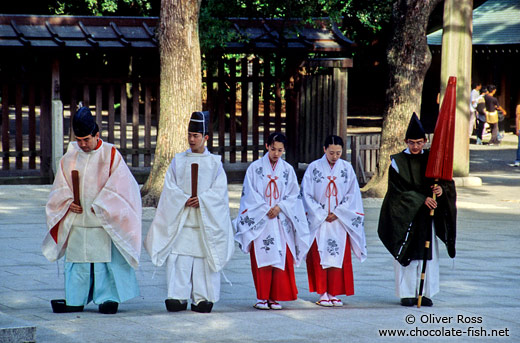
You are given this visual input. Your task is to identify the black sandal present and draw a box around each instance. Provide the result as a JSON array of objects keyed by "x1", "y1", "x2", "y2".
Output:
[{"x1": 51, "y1": 299, "x2": 84, "y2": 313}]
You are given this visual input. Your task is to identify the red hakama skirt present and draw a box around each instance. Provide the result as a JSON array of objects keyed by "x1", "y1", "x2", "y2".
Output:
[
  {"x1": 306, "y1": 235, "x2": 354, "y2": 296},
  {"x1": 250, "y1": 243, "x2": 298, "y2": 301}
]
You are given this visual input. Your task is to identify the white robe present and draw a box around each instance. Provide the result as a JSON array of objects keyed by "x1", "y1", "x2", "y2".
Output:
[
  {"x1": 301, "y1": 155, "x2": 367, "y2": 268},
  {"x1": 42, "y1": 141, "x2": 142, "y2": 269},
  {"x1": 393, "y1": 228, "x2": 440, "y2": 298},
  {"x1": 144, "y1": 148, "x2": 235, "y2": 273},
  {"x1": 234, "y1": 154, "x2": 310, "y2": 269}
]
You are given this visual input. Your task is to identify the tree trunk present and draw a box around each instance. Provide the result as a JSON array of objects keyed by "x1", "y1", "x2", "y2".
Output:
[
  {"x1": 362, "y1": 0, "x2": 442, "y2": 198},
  {"x1": 141, "y1": 0, "x2": 203, "y2": 207},
  {"x1": 441, "y1": 0, "x2": 473, "y2": 177}
]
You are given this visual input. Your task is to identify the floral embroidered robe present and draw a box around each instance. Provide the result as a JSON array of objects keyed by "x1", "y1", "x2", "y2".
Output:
[
  {"x1": 234, "y1": 153, "x2": 310, "y2": 269},
  {"x1": 301, "y1": 155, "x2": 367, "y2": 268}
]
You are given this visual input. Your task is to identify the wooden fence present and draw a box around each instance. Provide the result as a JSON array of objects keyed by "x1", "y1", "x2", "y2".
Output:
[
  {"x1": 348, "y1": 132, "x2": 433, "y2": 186},
  {"x1": 349, "y1": 133, "x2": 380, "y2": 186},
  {"x1": 204, "y1": 55, "x2": 287, "y2": 164},
  {"x1": 65, "y1": 80, "x2": 159, "y2": 168},
  {"x1": 2, "y1": 56, "x2": 376, "y2": 185},
  {"x1": 298, "y1": 65, "x2": 338, "y2": 163},
  {"x1": 0, "y1": 79, "x2": 159, "y2": 180},
  {"x1": 204, "y1": 55, "x2": 350, "y2": 168},
  {"x1": 2, "y1": 54, "x2": 292, "y2": 180},
  {"x1": 1, "y1": 82, "x2": 45, "y2": 176}
]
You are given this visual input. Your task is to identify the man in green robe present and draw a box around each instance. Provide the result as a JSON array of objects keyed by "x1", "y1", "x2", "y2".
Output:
[{"x1": 378, "y1": 113, "x2": 456, "y2": 307}]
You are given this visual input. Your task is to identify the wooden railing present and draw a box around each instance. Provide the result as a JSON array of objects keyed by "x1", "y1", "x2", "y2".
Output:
[
  {"x1": 2, "y1": 59, "x2": 378, "y2": 185},
  {"x1": 349, "y1": 132, "x2": 433, "y2": 186},
  {"x1": 349, "y1": 133, "x2": 380, "y2": 186},
  {"x1": 0, "y1": 82, "x2": 44, "y2": 176},
  {"x1": 65, "y1": 80, "x2": 159, "y2": 168},
  {"x1": 0, "y1": 79, "x2": 159, "y2": 181},
  {"x1": 204, "y1": 56, "x2": 287, "y2": 164}
]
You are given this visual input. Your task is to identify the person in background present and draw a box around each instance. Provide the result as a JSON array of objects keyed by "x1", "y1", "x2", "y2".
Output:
[
  {"x1": 469, "y1": 82, "x2": 482, "y2": 139},
  {"x1": 475, "y1": 88, "x2": 488, "y2": 145},
  {"x1": 514, "y1": 104, "x2": 520, "y2": 167},
  {"x1": 484, "y1": 85, "x2": 506, "y2": 145}
]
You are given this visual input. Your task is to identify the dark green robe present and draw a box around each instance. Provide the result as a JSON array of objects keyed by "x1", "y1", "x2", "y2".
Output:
[{"x1": 378, "y1": 150, "x2": 457, "y2": 266}]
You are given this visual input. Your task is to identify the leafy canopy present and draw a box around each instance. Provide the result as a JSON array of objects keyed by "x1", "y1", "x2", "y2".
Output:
[
  {"x1": 0, "y1": 0, "x2": 159, "y2": 16},
  {"x1": 199, "y1": 0, "x2": 393, "y2": 51},
  {"x1": 1, "y1": 0, "x2": 392, "y2": 52}
]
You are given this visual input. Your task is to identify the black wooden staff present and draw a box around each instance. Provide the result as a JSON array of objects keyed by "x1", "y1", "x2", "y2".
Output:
[
  {"x1": 71, "y1": 170, "x2": 80, "y2": 206},
  {"x1": 191, "y1": 163, "x2": 198, "y2": 197}
]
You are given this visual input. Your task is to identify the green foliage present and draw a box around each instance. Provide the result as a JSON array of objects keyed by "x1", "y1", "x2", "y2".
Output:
[
  {"x1": 49, "y1": 0, "x2": 157, "y2": 16},
  {"x1": 0, "y1": 0, "x2": 158, "y2": 16},
  {"x1": 199, "y1": 0, "x2": 393, "y2": 50},
  {"x1": 339, "y1": 0, "x2": 393, "y2": 45},
  {"x1": 199, "y1": 8, "x2": 244, "y2": 52},
  {"x1": 2, "y1": 0, "x2": 392, "y2": 51}
]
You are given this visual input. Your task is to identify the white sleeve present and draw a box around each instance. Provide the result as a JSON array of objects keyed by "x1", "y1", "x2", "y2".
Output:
[{"x1": 390, "y1": 158, "x2": 399, "y2": 173}]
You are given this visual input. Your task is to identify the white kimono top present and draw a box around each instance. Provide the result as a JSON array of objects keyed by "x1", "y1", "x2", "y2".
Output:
[
  {"x1": 43, "y1": 141, "x2": 142, "y2": 269},
  {"x1": 234, "y1": 153, "x2": 310, "y2": 269},
  {"x1": 301, "y1": 155, "x2": 367, "y2": 268},
  {"x1": 144, "y1": 148, "x2": 235, "y2": 273}
]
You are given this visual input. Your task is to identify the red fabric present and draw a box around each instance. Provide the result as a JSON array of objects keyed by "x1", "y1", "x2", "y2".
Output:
[
  {"x1": 306, "y1": 236, "x2": 354, "y2": 296},
  {"x1": 250, "y1": 243, "x2": 298, "y2": 301},
  {"x1": 264, "y1": 175, "x2": 280, "y2": 206},
  {"x1": 325, "y1": 176, "x2": 338, "y2": 213},
  {"x1": 426, "y1": 76, "x2": 456, "y2": 181},
  {"x1": 109, "y1": 146, "x2": 116, "y2": 176},
  {"x1": 50, "y1": 222, "x2": 60, "y2": 243}
]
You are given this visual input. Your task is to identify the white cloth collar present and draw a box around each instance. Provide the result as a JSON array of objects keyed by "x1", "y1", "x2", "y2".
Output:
[{"x1": 403, "y1": 148, "x2": 424, "y2": 155}]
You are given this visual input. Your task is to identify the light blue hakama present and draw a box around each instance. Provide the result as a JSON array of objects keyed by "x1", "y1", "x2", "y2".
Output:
[{"x1": 64, "y1": 243, "x2": 139, "y2": 306}]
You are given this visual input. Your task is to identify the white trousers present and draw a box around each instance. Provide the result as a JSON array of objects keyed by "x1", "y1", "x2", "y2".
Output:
[
  {"x1": 394, "y1": 230, "x2": 440, "y2": 299},
  {"x1": 166, "y1": 253, "x2": 220, "y2": 304}
]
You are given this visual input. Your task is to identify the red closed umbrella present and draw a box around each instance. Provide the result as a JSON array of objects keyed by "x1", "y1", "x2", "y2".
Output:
[
  {"x1": 426, "y1": 76, "x2": 457, "y2": 181},
  {"x1": 418, "y1": 76, "x2": 456, "y2": 308}
]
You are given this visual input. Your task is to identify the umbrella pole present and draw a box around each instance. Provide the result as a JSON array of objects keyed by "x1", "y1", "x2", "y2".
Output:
[
  {"x1": 429, "y1": 179, "x2": 438, "y2": 216},
  {"x1": 419, "y1": 181, "x2": 437, "y2": 308},
  {"x1": 417, "y1": 223, "x2": 432, "y2": 308}
]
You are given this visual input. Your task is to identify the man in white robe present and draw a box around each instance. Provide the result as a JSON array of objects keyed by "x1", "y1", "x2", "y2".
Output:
[
  {"x1": 145, "y1": 111, "x2": 234, "y2": 313},
  {"x1": 43, "y1": 107, "x2": 142, "y2": 314},
  {"x1": 301, "y1": 135, "x2": 366, "y2": 307}
]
